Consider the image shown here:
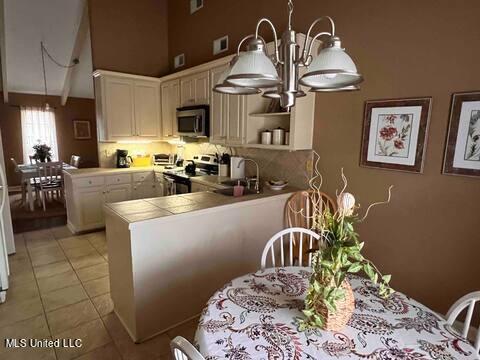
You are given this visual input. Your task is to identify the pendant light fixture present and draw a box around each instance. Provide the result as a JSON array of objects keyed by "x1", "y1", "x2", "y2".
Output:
[
  {"x1": 40, "y1": 41, "x2": 80, "y2": 111},
  {"x1": 214, "y1": 0, "x2": 363, "y2": 110}
]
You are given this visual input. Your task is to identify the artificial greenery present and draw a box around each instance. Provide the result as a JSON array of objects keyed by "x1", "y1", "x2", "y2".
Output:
[
  {"x1": 299, "y1": 210, "x2": 393, "y2": 330},
  {"x1": 32, "y1": 143, "x2": 52, "y2": 162}
]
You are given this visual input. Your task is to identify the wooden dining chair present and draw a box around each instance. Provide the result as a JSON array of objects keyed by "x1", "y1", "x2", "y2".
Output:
[
  {"x1": 170, "y1": 336, "x2": 205, "y2": 360},
  {"x1": 446, "y1": 291, "x2": 480, "y2": 354},
  {"x1": 261, "y1": 227, "x2": 321, "y2": 270},
  {"x1": 29, "y1": 155, "x2": 37, "y2": 165},
  {"x1": 284, "y1": 190, "x2": 337, "y2": 263},
  {"x1": 70, "y1": 155, "x2": 80, "y2": 168},
  {"x1": 35, "y1": 161, "x2": 64, "y2": 211}
]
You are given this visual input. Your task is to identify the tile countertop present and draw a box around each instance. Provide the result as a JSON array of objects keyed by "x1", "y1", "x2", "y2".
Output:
[
  {"x1": 105, "y1": 186, "x2": 299, "y2": 224},
  {"x1": 63, "y1": 166, "x2": 164, "y2": 177}
]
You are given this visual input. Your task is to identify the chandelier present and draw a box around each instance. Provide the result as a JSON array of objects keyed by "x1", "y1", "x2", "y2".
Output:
[{"x1": 213, "y1": 0, "x2": 363, "y2": 110}]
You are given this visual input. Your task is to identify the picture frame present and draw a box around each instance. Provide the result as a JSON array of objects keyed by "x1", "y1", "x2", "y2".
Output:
[
  {"x1": 443, "y1": 91, "x2": 480, "y2": 177},
  {"x1": 360, "y1": 97, "x2": 432, "y2": 173},
  {"x1": 73, "y1": 120, "x2": 91, "y2": 140}
]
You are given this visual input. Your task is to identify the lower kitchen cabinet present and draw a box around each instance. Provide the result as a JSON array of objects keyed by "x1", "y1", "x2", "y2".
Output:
[
  {"x1": 65, "y1": 170, "x2": 165, "y2": 234},
  {"x1": 105, "y1": 184, "x2": 132, "y2": 203},
  {"x1": 76, "y1": 186, "x2": 106, "y2": 230}
]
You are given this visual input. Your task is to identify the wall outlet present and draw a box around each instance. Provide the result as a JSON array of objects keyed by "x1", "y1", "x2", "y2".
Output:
[
  {"x1": 190, "y1": 0, "x2": 203, "y2": 14},
  {"x1": 213, "y1": 36, "x2": 228, "y2": 55},
  {"x1": 174, "y1": 53, "x2": 185, "y2": 69}
]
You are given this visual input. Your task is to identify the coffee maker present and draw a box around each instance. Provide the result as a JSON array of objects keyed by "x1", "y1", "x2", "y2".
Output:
[{"x1": 116, "y1": 149, "x2": 131, "y2": 168}]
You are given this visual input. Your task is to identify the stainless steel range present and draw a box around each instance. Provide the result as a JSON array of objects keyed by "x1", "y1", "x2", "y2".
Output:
[{"x1": 163, "y1": 154, "x2": 219, "y2": 195}]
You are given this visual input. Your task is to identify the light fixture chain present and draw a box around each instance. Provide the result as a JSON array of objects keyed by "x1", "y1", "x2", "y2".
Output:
[
  {"x1": 40, "y1": 41, "x2": 48, "y2": 100},
  {"x1": 41, "y1": 42, "x2": 79, "y2": 69},
  {"x1": 288, "y1": 0, "x2": 294, "y2": 30}
]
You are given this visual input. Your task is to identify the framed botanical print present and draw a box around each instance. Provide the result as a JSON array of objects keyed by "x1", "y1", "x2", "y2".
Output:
[
  {"x1": 360, "y1": 98, "x2": 432, "y2": 173},
  {"x1": 443, "y1": 92, "x2": 480, "y2": 177},
  {"x1": 73, "y1": 120, "x2": 91, "y2": 140}
]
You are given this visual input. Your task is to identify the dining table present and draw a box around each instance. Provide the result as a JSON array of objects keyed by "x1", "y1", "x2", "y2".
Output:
[
  {"x1": 196, "y1": 266, "x2": 478, "y2": 359},
  {"x1": 17, "y1": 162, "x2": 76, "y2": 211}
]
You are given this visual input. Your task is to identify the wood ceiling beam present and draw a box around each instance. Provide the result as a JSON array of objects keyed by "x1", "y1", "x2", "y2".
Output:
[
  {"x1": 0, "y1": 0, "x2": 8, "y2": 103},
  {"x1": 60, "y1": 0, "x2": 88, "y2": 106}
]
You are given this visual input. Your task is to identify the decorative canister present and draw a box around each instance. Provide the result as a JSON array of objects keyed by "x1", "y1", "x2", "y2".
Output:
[
  {"x1": 261, "y1": 130, "x2": 272, "y2": 145},
  {"x1": 272, "y1": 127, "x2": 285, "y2": 145},
  {"x1": 285, "y1": 131, "x2": 290, "y2": 145}
]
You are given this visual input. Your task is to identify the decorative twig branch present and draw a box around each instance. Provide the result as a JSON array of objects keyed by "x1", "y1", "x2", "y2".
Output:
[{"x1": 359, "y1": 185, "x2": 394, "y2": 222}]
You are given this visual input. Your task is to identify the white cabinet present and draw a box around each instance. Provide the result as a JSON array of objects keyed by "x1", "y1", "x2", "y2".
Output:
[
  {"x1": 94, "y1": 70, "x2": 161, "y2": 141},
  {"x1": 134, "y1": 81, "x2": 161, "y2": 138},
  {"x1": 161, "y1": 79, "x2": 180, "y2": 138},
  {"x1": 209, "y1": 65, "x2": 227, "y2": 144},
  {"x1": 103, "y1": 77, "x2": 135, "y2": 140},
  {"x1": 105, "y1": 184, "x2": 132, "y2": 203},
  {"x1": 209, "y1": 65, "x2": 246, "y2": 146},
  {"x1": 77, "y1": 186, "x2": 106, "y2": 229},
  {"x1": 65, "y1": 170, "x2": 166, "y2": 234},
  {"x1": 180, "y1": 71, "x2": 209, "y2": 106}
]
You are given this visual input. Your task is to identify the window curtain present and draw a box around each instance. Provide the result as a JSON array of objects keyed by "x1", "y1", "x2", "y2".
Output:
[{"x1": 20, "y1": 106, "x2": 59, "y2": 163}]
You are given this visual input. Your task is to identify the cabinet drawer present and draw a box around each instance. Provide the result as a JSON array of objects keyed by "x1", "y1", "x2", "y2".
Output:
[
  {"x1": 105, "y1": 174, "x2": 132, "y2": 185},
  {"x1": 132, "y1": 171, "x2": 154, "y2": 183},
  {"x1": 73, "y1": 177, "x2": 105, "y2": 188}
]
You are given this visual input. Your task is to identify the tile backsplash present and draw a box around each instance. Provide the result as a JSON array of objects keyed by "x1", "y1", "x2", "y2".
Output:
[
  {"x1": 182, "y1": 142, "x2": 313, "y2": 189},
  {"x1": 97, "y1": 142, "x2": 173, "y2": 168},
  {"x1": 97, "y1": 140, "x2": 313, "y2": 189}
]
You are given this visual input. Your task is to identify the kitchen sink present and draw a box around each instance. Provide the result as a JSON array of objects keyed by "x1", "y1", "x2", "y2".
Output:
[
  {"x1": 220, "y1": 179, "x2": 248, "y2": 187},
  {"x1": 213, "y1": 188, "x2": 259, "y2": 196}
]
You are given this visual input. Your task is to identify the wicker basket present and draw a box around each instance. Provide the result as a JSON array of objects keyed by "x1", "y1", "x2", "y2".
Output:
[{"x1": 314, "y1": 279, "x2": 355, "y2": 331}]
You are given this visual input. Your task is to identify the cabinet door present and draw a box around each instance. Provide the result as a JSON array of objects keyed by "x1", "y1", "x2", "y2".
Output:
[
  {"x1": 78, "y1": 186, "x2": 105, "y2": 228},
  {"x1": 161, "y1": 80, "x2": 180, "y2": 138},
  {"x1": 154, "y1": 181, "x2": 164, "y2": 197},
  {"x1": 209, "y1": 66, "x2": 227, "y2": 144},
  {"x1": 105, "y1": 184, "x2": 132, "y2": 203},
  {"x1": 226, "y1": 95, "x2": 246, "y2": 145},
  {"x1": 134, "y1": 81, "x2": 160, "y2": 138},
  {"x1": 193, "y1": 71, "x2": 209, "y2": 105},
  {"x1": 132, "y1": 182, "x2": 155, "y2": 200},
  {"x1": 105, "y1": 77, "x2": 135, "y2": 139},
  {"x1": 180, "y1": 77, "x2": 194, "y2": 107}
]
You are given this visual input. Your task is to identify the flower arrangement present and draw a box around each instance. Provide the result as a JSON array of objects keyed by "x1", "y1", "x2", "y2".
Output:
[
  {"x1": 32, "y1": 143, "x2": 53, "y2": 162},
  {"x1": 295, "y1": 152, "x2": 394, "y2": 331}
]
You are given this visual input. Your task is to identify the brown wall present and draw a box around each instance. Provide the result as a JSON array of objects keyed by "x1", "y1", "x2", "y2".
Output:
[
  {"x1": 167, "y1": 0, "x2": 480, "y2": 314},
  {"x1": 88, "y1": 0, "x2": 169, "y2": 76},
  {"x1": 0, "y1": 93, "x2": 98, "y2": 186}
]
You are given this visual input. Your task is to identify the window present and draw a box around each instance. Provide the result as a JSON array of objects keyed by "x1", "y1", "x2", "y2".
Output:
[{"x1": 20, "y1": 106, "x2": 59, "y2": 163}]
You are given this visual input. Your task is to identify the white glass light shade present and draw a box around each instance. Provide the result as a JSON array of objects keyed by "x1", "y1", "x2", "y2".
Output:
[
  {"x1": 213, "y1": 65, "x2": 260, "y2": 95},
  {"x1": 309, "y1": 85, "x2": 360, "y2": 92},
  {"x1": 300, "y1": 44, "x2": 363, "y2": 89},
  {"x1": 226, "y1": 50, "x2": 281, "y2": 88}
]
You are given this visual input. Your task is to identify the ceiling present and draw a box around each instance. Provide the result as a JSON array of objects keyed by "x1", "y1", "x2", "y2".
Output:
[{"x1": 3, "y1": 0, "x2": 94, "y2": 99}]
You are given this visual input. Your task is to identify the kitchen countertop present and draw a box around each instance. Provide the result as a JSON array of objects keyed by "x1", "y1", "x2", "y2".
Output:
[
  {"x1": 63, "y1": 166, "x2": 164, "y2": 177},
  {"x1": 105, "y1": 186, "x2": 298, "y2": 224}
]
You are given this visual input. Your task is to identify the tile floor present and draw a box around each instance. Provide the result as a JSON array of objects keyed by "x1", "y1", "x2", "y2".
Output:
[{"x1": 1, "y1": 226, "x2": 198, "y2": 360}]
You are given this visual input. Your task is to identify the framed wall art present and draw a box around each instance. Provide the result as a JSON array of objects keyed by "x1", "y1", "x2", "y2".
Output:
[
  {"x1": 73, "y1": 120, "x2": 92, "y2": 140},
  {"x1": 360, "y1": 98, "x2": 432, "y2": 173},
  {"x1": 443, "y1": 91, "x2": 480, "y2": 177}
]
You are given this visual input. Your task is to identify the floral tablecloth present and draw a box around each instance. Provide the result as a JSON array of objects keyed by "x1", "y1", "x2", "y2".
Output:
[{"x1": 196, "y1": 267, "x2": 477, "y2": 359}]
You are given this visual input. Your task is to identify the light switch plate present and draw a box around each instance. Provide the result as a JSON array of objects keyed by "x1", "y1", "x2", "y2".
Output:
[
  {"x1": 190, "y1": 0, "x2": 203, "y2": 14},
  {"x1": 213, "y1": 36, "x2": 228, "y2": 55},
  {"x1": 174, "y1": 53, "x2": 185, "y2": 69}
]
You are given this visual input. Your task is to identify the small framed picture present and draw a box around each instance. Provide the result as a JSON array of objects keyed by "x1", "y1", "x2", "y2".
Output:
[
  {"x1": 360, "y1": 98, "x2": 432, "y2": 173},
  {"x1": 73, "y1": 120, "x2": 91, "y2": 140},
  {"x1": 443, "y1": 92, "x2": 480, "y2": 177}
]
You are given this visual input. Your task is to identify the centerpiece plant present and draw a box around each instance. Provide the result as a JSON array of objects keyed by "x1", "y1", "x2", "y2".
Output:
[
  {"x1": 296, "y1": 152, "x2": 395, "y2": 331},
  {"x1": 32, "y1": 143, "x2": 53, "y2": 162}
]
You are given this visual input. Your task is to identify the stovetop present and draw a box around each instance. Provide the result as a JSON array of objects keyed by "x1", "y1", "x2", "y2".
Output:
[{"x1": 163, "y1": 168, "x2": 216, "y2": 179}]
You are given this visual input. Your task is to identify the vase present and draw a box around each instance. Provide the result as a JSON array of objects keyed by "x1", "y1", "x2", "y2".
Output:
[
  {"x1": 38, "y1": 156, "x2": 46, "y2": 163},
  {"x1": 314, "y1": 279, "x2": 354, "y2": 331}
]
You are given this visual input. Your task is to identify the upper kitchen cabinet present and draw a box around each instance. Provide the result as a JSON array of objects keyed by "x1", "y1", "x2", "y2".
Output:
[
  {"x1": 94, "y1": 70, "x2": 161, "y2": 142},
  {"x1": 161, "y1": 79, "x2": 180, "y2": 138},
  {"x1": 210, "y1": 64, "x2": 247, "y2": 146},
  {"x1": 180, "y1": 71, "x2": 210, "y2": 107}
]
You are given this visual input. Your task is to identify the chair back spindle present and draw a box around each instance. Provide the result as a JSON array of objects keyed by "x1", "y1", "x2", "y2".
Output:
[
  {"x1": 446, "y1": 291, "x2": 480, "y2": 354},
  {"x1": 170, "y1": 336, "x2": 205, "y2": 360},
  {"x1": 261, "y1": 227, "x2": 321, "y2": 270}
]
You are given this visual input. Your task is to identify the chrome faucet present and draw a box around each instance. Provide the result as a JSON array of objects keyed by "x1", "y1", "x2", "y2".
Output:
[{"x1": 238, "y1": 158, "x2": 260, "y2": 193}]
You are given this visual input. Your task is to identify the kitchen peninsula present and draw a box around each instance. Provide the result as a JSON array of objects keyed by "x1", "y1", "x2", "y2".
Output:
[{"x1": 103, "y1": 185, "x2": 296, "y2": 342}]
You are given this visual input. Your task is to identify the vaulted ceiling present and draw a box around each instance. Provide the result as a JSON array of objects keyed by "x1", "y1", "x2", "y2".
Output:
[{"x1": 2, "y1": 0, "x2": 94, "y2": 101}]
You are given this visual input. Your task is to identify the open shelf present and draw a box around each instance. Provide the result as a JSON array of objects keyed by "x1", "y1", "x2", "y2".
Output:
[
  {"x1": 244, "y1": 143, "x2": 291, "y2": 151},
  {"x1": 249, "y1": 112, "x2": 291, "y2": 118}
]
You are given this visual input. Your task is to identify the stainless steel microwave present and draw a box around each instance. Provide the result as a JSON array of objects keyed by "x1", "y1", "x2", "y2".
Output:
[{"x1": 176, "y1": 105, "x2": 209, "y2": 138}]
